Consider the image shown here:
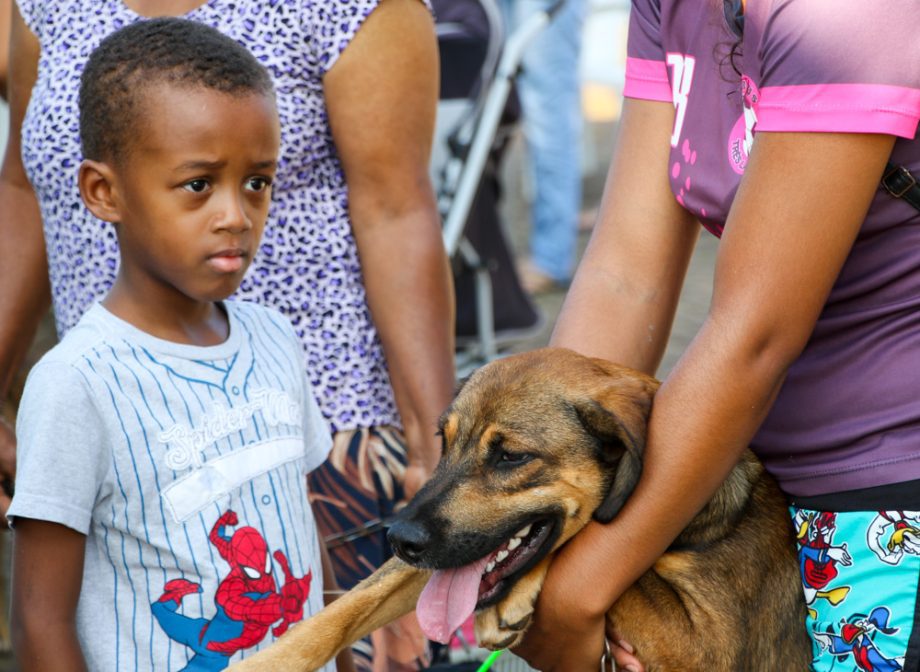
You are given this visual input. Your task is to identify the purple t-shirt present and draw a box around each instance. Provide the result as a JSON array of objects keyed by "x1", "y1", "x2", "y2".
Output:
[
  {"x1": 17, "y1": 0, "x2": 431, "y2": 434},
  {"x1": 624, "y1": 0, "x2": 920, "y2": 496}
]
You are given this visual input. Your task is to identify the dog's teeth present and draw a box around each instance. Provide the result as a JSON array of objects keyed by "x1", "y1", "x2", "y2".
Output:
[
  {"x1": 508, "y1": 537, "x2": 522, "y2": 551},
  {"x1": 486, "y1": 561, "x2": 496, "y2": 573},
  {"x1": 516, "y1": 524, "x2": 532, "y2": 539},
  {"x1": 496, "y1": 550, "x2": 509, "y2": 563}
]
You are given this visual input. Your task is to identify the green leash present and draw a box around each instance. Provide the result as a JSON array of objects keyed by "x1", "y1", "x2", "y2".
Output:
[{"x1": 476, "y1": 650, "x2": 505, "y2": 672}]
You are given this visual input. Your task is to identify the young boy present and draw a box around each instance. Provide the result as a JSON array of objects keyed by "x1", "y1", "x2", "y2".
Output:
[{"x1": 8, "y1": 18, "x2": 337, "y2": 672}]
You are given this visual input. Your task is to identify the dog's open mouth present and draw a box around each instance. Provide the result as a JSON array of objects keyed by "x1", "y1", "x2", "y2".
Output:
[
  {"x1": 415, "y1": 519, "x2": 555, "y2": 643},
  {"x1": 476, "y1": 520, "x2": 553, "y2": 605}
]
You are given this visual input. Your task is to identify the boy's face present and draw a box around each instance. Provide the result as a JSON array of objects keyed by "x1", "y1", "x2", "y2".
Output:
[{"x1": 88, "y1": 82, "x2": 280, "y2": 307}]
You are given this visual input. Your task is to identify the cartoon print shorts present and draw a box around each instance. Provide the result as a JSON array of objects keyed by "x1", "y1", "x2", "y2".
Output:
[{"x1": 790, "y1": 480, "x2": 920, "y2": 672}]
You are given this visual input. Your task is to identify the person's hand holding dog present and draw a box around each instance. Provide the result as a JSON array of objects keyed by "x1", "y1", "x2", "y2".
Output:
[
  {"x1": 403, "y1": 454, "x2": 436, "y2": 502},
  {"x1": 511, "y1": 549, "x2": 610, "y2": 672},
  {"x1": 511, "y1": 560, "x2": 646, "y2": 672}
]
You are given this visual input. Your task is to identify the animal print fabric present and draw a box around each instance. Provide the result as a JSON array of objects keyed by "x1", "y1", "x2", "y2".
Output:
[{"x1": 16, "y1": 0, "x2": 432, "y2": 433}]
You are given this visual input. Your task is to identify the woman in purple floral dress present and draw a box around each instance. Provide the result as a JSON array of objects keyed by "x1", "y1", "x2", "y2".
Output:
[{"x1": 0, "y1": 0, "x2": 455, "y2": 669}]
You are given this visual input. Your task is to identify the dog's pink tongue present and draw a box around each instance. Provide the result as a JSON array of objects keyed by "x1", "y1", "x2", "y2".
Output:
[{"x1": 416, "y1": 556, "x2": 490, "y2": 643}]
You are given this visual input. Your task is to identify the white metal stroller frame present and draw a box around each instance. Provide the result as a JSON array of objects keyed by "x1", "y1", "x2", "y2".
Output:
[{"x1": 433, "y1": 0, "x2": 564, "y2": 375}]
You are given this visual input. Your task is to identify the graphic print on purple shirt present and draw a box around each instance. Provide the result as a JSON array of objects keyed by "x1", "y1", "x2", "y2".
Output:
[
  {"x1": 727, "y1": 75, "x2": 758, "y2": 176},
  {"x1": 622, "y1": 0, "x2": 920, "y2": 496}
]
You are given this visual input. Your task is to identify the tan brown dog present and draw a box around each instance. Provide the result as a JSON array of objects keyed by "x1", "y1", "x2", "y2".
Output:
[{"x1": 230, "y1": 347, "x2": 810, "y2": 671}]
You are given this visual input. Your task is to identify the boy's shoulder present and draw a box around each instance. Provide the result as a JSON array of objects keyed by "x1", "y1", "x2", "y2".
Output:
[{"x1": 32, "y1": 303, "x2": 113, "y2": 372}]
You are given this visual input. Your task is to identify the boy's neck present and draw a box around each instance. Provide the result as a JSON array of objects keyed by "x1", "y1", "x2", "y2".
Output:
[{"x1": 102, "y1": 283, "x2": 231, "y2": 347}]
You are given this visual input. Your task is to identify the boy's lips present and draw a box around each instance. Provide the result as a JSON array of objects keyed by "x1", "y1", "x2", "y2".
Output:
[{"x1": 208, "y1": 248, "x2": 247, "y2": 273}]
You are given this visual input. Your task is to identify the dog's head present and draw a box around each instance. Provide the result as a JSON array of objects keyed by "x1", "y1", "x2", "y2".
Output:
[{"x1": 387, "y1": 347, "x2": 658, "y2": 609}]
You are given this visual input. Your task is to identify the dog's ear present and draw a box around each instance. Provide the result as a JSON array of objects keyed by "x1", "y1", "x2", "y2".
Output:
[{"x1": 573, "y1": 367, "x2": 654, "y2": 523}]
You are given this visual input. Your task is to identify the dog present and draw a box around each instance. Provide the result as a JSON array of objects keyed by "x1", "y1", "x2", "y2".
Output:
[{"x1": 230, "y1": 347, "x2": 811, "y2": 671}]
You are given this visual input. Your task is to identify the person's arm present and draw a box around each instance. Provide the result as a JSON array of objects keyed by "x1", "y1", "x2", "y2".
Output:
[
  {"x1": 0, "y1": 4, "x2": 48, "y2": 525},
  {"x1": 11, "y1": 518, "x2": 88, "y2": 671},
  {"x1": 0, "y1": 0, "x2": 11, "y2": 101},
  {"x1": 515, "y1": 107, "x2": 895, "y2": 670},
  {"x1": 552, "y1": 98, "x2": 699, "y2": 374},
  {"x1": 323, "y1": 0, "x2": 455, "y2": 496}
]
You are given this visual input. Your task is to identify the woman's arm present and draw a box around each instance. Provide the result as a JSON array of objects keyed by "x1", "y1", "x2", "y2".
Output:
[
  {"x1": 518, "y1": 111, "x2": 895, "y2": 669},
  {"x1": 0, "y1": 4, "x2": 48, "y2": 523},
  {"x1": 552, "y1": 98, "x2": 699, "y2": 374},
  {"x1": 323, "y1": 0, "x2": 455, "y2": 495},
  {"x1": 0, "y1": 0, "x2": 11, "y2": 100},
  {"x1": 11, "y1": 518, "x2": 88, "y2": 671}
]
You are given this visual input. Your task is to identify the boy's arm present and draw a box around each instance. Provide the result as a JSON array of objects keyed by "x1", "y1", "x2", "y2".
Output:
[{"x1": 12, "y1": 518, "x2": 88, "y2": 671}]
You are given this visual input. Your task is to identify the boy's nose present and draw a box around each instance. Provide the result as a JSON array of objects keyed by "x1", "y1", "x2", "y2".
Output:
[{"x1": 214, "y1": 192, "x2": 252, "y2": 233}]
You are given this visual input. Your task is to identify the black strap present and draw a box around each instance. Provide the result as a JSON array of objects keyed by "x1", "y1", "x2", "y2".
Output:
[{"x1": 881, "y1": 162, "x2": 920, "y2": 213}]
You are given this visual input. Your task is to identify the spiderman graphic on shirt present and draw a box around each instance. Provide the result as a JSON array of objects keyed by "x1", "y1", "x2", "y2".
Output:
[{"x1": 151, "y1": 510, "x2": 312, "y2": 670}]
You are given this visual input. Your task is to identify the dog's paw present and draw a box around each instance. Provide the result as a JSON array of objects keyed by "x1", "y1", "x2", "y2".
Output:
[
  {"x1": 474, "y1": 558, "x2": 550, "y2": 650},
  {"x1": 474, "y1": 599, "x2": 535, "y2": 650}
]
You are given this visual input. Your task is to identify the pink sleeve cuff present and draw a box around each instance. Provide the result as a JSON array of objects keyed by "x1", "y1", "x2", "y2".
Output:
[
  {"x1": 623, "y1": 57, "x2": 672, "y2": 102},
  {"x1": 756, "y1": 83, "x2": 920, "y2": 138}
]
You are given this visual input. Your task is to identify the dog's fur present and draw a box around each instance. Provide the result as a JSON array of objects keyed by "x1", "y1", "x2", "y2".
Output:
[{"x1": 230, "y1": 348, "x2": 810, "y2": 671}]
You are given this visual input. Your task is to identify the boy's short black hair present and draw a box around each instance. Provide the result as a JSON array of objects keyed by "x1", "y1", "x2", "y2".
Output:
[{"x1": 79, "y1": 17, "x2": 275, "y2": 162}]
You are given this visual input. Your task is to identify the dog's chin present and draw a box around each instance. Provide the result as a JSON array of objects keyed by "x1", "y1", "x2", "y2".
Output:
[{"x1": 474, "y1": 517, "x2": 560, "y2": 609}]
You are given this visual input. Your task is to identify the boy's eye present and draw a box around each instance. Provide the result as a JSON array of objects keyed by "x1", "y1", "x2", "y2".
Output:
[
  {"x1": 245, "y1": 176, "x2": 272, "y2": 192},
  {"x1": 183, "y1": 179, "x2": 209, "y2": 193}
]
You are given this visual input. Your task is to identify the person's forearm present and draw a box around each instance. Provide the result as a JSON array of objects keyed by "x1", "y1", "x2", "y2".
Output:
[
  {"x1": 551, "y1": 240, "x2": 694, "y2": 376},
  {"x1": 550, "y1": 98, "x2": 699, "y2": 377},
  {"x1": 356, "y1": 205, "x2": 455, "y2": 469},
  {"x1": 14, "y1": 615, "x2": 87, "y2": 672},
  {"x1": 0, "y1": 178, "x2": 50, "y2": 400}
]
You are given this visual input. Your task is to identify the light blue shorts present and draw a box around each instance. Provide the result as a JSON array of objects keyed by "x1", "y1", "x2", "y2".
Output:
[{"x1": 790, "y1": 481, "x2": 920, "y2": 672}]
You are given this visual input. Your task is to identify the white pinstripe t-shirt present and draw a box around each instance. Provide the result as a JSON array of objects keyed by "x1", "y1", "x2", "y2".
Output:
[{"x1": 10, "y1": 300, "x2": 333, "y2": 671}]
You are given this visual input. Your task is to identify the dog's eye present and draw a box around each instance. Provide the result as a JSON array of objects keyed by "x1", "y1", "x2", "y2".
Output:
[{"x1": 498, "y1": 451, "x2": 532, "y2": 466}]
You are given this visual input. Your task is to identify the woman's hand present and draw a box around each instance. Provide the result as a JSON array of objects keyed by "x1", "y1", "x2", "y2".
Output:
[
  {"x1": 511, "y1": 542, "x2": 612, "y2": 672},
  {"x1": 402, "y1": 458, "x2": 434, "y2": 502},
  {"x1": 607, "y1": 631, "x2": 645, "y2": 672}
]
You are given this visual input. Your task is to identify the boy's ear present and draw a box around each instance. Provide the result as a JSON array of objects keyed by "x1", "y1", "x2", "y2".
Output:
[{"x1": 78, "y1": 159, "x2": 121, "y2": 223}]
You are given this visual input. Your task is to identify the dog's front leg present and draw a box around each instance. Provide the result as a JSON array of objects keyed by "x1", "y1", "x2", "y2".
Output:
[
  {"x1": 475, "y1": 556, "x2": 551, "y2": 650},
  {"x1": 229, "y1": 557, "x2": 430, "y2": 672}
]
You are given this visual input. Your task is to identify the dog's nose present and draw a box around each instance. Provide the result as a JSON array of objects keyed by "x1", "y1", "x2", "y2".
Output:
[{"x1": 387, "y1": 520, "x2": 432, "y2": 564}]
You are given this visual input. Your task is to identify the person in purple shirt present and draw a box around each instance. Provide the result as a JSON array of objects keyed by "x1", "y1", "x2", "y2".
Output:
[{"x1": 512, "y1": 0, "x2": 920, "y2": 670}]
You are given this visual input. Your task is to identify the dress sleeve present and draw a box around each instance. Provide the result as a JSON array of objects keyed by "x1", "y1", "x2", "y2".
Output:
[
  {"x1": 623, "y1": 0, "x2": 671, "y2": 102},
  {"x1": 746, "y1": 0, "x2": 920, "y2": 138},
  {"x1": 8, "y1": 360, "x2": 109, "y2": 534},
  {"x1": 13, "y1": 0, "x2": 46, "y2": 39},
  {"x1": 307, "y1": 0, "x2": 434, "y2": 77}
]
